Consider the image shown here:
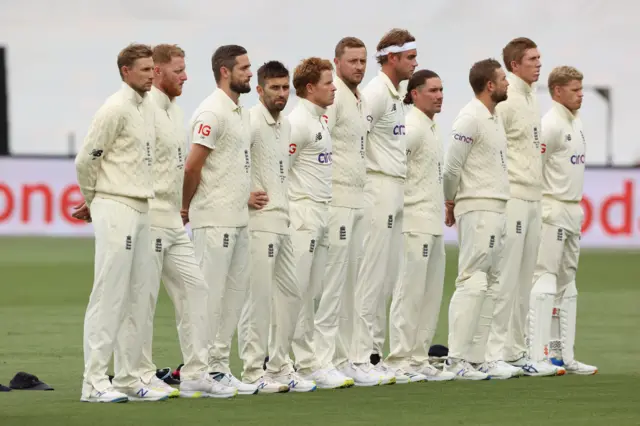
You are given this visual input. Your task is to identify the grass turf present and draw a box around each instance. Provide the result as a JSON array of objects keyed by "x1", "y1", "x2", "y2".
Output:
[{"x1": 0, "y1": 237, "x2": 639, "y2": 425}]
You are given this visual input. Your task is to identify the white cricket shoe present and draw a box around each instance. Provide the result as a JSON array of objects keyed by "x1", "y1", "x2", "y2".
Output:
[
  {"x1": 509, "y1": 355, "x2": 564, "y2": 377},
  {"x1": 560, "y1": 360, "x2": 598, "y2": 376},
  {"x1": 211, "y1": 372, "x2": 258, "y2": 395},
  {"x1": 80, "y1": 383, "x2": 128, "y2": 403},
  {"x1": 444, "y1": 359, "x2": 490, "y2": 381},
  {"x1": 372, "y1": 362, "x2": 397, "y2": 385},
  {"x1": 115, "y1": 383, "x2": 169, "y2": 402},
  {"x1": 180, "y1": 374, "x2": 237, "y2": 398},
  {"x1": 376, "y1": 362, "x2": 420, "y2": 384},
  {"x1": 303, "y1": 368, "x2": 352, "y2": 389},
  {"x1": 250, "y1": 376, "x2": 290, "y2": 394},
  {"x1": 146, "y1": 376, "x2": 180, "y2": 398},
  {"x1": 478, "y1": 361, "x2": 517, "y2": 380},
  {"x1": 415, "y1": 363, "x2": 456, "y2": 382},
  {"x1": 271, "y1": 372, "x2": 317, "y2": 392},
  {"x1": 338, "y1": 362, "x2": 381, "y2": 387}
]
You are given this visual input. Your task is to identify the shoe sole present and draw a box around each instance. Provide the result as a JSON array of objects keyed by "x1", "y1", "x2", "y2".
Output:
[
  {"x1": 256, "y1": 386, "x2": 290, "y2": 394},
  {"x1": 183, "y1": 391, "x2": 236, "y2": 399},
  {"x1": 353, "y1": 380, "x2": 381, "y2": 387},
  {"x1": 128, "y1": 395, "x2": 170, "y2": 402},
  {"x1": 289, "y1": 385, "x2": 317, "y2": 392},
  {"x1": 179, "y1": 391, "x2": 203, "y2": 398},
  {"x1": 424, "y1": 376, "x2": 456, "y2": 382},
  {"x1": 567, "y1": 369, "x2": 597, "y2": 376},
  {"x1": 80, "y1": 397, "x2": 129, "y2": 403}
]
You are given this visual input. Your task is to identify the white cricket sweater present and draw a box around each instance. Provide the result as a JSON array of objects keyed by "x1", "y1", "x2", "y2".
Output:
[
  {"x1": 443, "y1": 98, "x2": 510, "y2": 217},
  {"x1": 188, "y1": 89, "x2": 251, "y2": 229},
  {"x1": 496, "y1": 74, "x2": 543, "y2": 201},
  {"x1": 148, "y1": 87, "x2": 186, "y2": 229},
  {"x1": 287, "y1": 97, "x2": 332, "y2": 204},
  {"x1": 403, "y1": 106, "x2": 444, "y2": 235},
  {"x1": 362, "y1": 71, "x2": 407, "y2": 179},
  {"x1": 540, "y1": 101, "x2": 587, "y2": 233},
  {"x1": 325, "y1": 76, "x2": 367, "y2": 208},
  {"x1": 248, "y1": 102, "x2": 291, "y2": 235},
  {"x1": 75, "y1": 82, "x2": 155, "y2": 212}
]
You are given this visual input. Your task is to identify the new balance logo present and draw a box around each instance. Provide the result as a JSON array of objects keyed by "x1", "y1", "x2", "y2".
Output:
[
  {"x1": 155, "y1": 238, "x2": 162, "y2": 253},
  {"x1": 557, "y1": 229, "x2": 564, "y2": 241},
  {"x1": 288, "y1": 380, "x2": 296, "y2": 389},
  {"x1": 391, "y1": 104, "x2": 397, "y2": 112},
  {"x1": 422, "y1": 244, "x2": 429, "y2": 257},
  {"x1": 90, "y1": 149, "x2": 103, "y2": 159},
  {"x1": 339, "y1": 226, "x2": 346, "y2": 240},
  {"x1": 309, "y1": 239, "x2": 316, "y2": 253},
  {"x1": 489, "y1": 235, "x2": 495, "y2": 248},
  {"x1": 125, "y1": 235, "x2": 132, "y2": 250},
  {"x1": 223, "y1": 233, "x2": 229, "y2": 248},
  {"x1": 316, "y1": 132, "x2": 322, "y2": 141},
  {"x1": 516, "y1": 220, "x2": 522, "y2": 234},
  {"x1": 136, "y1": 388, "x2": 149, "y2": 398},
  {"x1": 268, "y1": 243, "x2": 274, "y2": 258},
  {"x1": 387, "y1": 215, "x2": 393, "y2": 229}
]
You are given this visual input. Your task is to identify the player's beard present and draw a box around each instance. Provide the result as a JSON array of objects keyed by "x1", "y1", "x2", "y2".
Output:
[
  {"x1": 230, "y1": 78, "x2": 251, "y2": 94},
  {"x1": 491, "y1": 90, "x2": 508, "y2": 104},
  {"x1": 266, "y1": 97, "x2": 287, "y2": 113}
]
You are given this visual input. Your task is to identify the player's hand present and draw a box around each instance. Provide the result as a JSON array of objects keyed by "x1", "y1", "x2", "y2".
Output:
[
  {"x1": 445, "y1": 200, "x2": 455, "y2": 227},
  {"x1": 72, "y1": 202, "x2": 92, "y2": 223},
  {"x1": 180, "y1": 208, "x2": 189, "y2": 225},
  {"x1": 248, "y1": 191, "x2": 269, "y2": 210}
]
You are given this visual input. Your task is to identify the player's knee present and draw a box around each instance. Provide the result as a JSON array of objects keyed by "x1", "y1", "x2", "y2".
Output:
[{"x1": 531, "y1": 273, "x2": 557, "y2": 296}]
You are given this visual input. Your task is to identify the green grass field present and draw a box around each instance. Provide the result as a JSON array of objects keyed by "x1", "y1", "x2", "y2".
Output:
[{"x1": 1, "y1": 237, "x2": 639, "y2": 425}]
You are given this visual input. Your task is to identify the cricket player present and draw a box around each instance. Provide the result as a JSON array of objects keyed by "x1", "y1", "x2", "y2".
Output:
[
  {"x1": 385, "y1": 70, "x2": 456, "y2": 382},
  {"x1": 138, "y1": 44, "x2": 237, "y2": 399},
  {"x1": 312, "y1": 37, "x2": 381, "y2": 387},
  {"x1": 182, "y1": 45, "x2": 256, "y2": 395},
  {"x1": 351, "y1": 28, "x2": 417, "y2": 384},
  {"x1": 237, "y1": 60, "x2": 315, "y2": 393},
  {"x1": 468, "y1": 37, "x2": 558, "y2": 377},
  {"x1": 287, "y1": 57, "x2": 352, "y2": 389},
  {"x1": 442, "y1": 58, "x2": 510, "y2": 380},
  {"x1": 529, "y1": 66, "x2": 598, "y2": 375},
  {"x1": 75, "y1": 43, "x2": 168, "y2": 402}
]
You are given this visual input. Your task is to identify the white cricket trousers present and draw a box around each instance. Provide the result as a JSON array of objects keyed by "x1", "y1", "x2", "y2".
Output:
[
  {"x1": 314, "y1": 205, "x2": 365, "y2": 370},
  {"x1": 82, "y1": 197, "x2": 151, "y2": 391},
  {"x1": 386, "y1": 233, "x2": 446, "y2": 368},
  {"x1": 289, "y1": 199, "x2": 329, "y2": 376},
  {"x1": 352, "y1": 174, "x2": 404, "y2": 364},
  {"x1": 468, "y1": 199, "x2": 541, "y2": 363},
  {"x1": 237, "y1": 231, "x2": 302, "y2": 383},
  {"x1": 192, "y1": 226, "x2": 250, "y2": 374},
  {"x1": 138, "y1": 226, "x2": 209, "y2": 383},
  {"x1": 447, "y1": 210, "x2": 506, "y2": 361},
  {"x1": 529, "y1": 222, "x2": 580, "y2": 363}
]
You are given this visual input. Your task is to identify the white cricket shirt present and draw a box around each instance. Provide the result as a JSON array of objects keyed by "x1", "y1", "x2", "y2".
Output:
[
  {"x1": 248, "y1": 101, "x2": 291, "y2": 235},
  {"x1": 540, "y1": 101, "x2": 587, "y2": 233},
  {"x1": 75, "y1": 82, "x2": 155, "y2": 212},
  {"x1": 188, "y1": 89, "x2": 251, "y2": 229},
  {"x1": 362, "y1": 71, "x2": 407, "y2": 179},
  {"x1": 325, "y1": 76, "x2": 367, "y2": 208},
  {"x1": 443, "y1": 98, "x2": 510, "y2": 217},
  {"x1": 403, "y1": 106, "x2": 444, "y2": 235},
  {"x1": 287, "y1": 98, "x2": 332, "y2": 204}
]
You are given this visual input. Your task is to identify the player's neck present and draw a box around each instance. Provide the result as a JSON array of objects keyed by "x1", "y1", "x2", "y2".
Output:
[
  {"x1": 477, "y1": 93, "x2": 497, "y2": 115},
  {"x1": 381, "y1": 66, "x2": 401, "y2": 90},
  {"x1": 219, "y1": 84, "x2": 240, "y2": 105},
  {"x1": 337, "y1": 73, "x2": 359, "y2": 97}
]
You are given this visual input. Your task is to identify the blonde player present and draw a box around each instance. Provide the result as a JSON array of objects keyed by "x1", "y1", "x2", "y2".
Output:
[
  {"x1": 385, "y1": 70, "x2": 455, "y2": 382},
  {"x1": 75, "y1": 44, "x2": 167, "y2": 402},
  {"x1": 442, "y1": 59, "x2": 510, "y2": 380},
  {"x1": 237, "y1": 61, "x2": 315, "y2": 393},
  {"x1": 529, "y1": 66, "x2": 597, "y2": 375},
  {"x1": 182, "y1": 45, "x2": 256, "y2": 395},
  {"x1": 312, "y1": 37, "x2": 381, "y2": 387},
  {"x1": 351, "y1": 28, "x2": 417, "y2": 385},
  {"x1": 468, "y1": 37, "x2": 557, "y2": 377},
  {"x1": 286, "y1": 57, "x2": 351, "y2": 389},
  {"x1": 137, "y1": 44, "x2": 237, "y2": 399}
]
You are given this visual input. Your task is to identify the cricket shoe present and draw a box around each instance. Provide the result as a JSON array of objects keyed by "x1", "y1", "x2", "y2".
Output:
[
  {"x1": 551, "y1": 359, "x2": 598, "y2": 376},
  {"x1": 180, "y1": 373, "x2": 237, "y2": 398},
  {"x1": 211, "y1": 372, "x2": 258, "y2": 395},
  {"x1": 249, "y1": 376, "x2": 290, "y2": 394},
  {"x1": 302, "y1": 368, "x2": 353, "y2": 389},
  {"x1": 271, "y1": 372, "x2": 317, "y2": 392},
  {"x1": 145, "y1": 375, "x2": 180, "y2": 398},
  {"x1": 376, "y1": 362, "x2": 424, "y2": 384},
  {"x1": 338, "y1": 362, "x2": 381, "y2": 387},
  {"x1": 80, "y1": 383, "x2": 128, "y2": 403},
  {"x1": 509, "y1": 355, "x2": 564, "y2": 377},
  {"x1": 415, "y1": 363, "x2": 456, "y2": 382},
  {"x1": 444, "y1": 359, "x2": 490, "y2": 380},
  {"x1": 372, "y1": 362, "x2": 397, "y2": 385},
  {"x1": 115, "y1": 383, "x2": 169, "y2": 402},
  {"x1": 477, "y1": 361, "x2": 519, "y2": 380}
]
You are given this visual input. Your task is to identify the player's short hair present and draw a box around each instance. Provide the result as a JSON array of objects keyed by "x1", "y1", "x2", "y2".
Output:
[
  {"x1": 548, "y1": 66, "x2": 584, "y2": 95},
  {"x1": 293, "y1": 57, "x2": 334, "y2": 98},
  {"x1": 117, "y1": 43, "x2": 153, "y2": 79},
  {"x1": 376, "y1": 28, "x2": 416, "y2": 65},
  {"x1": 152, "y1": 44, "x2": 185, "y2": 65},
  {"x1": 335, "y1": 36, "x2": 366, "y2": 58},
  {"x1": 211, "y1": 45, "x2": 248, "y2": 83},
  {"x1": 257, "y1": 61, "x2": 289, "y2": 87},
  {"x1": 404, "y1": 69, "x2": 440, "y2": 105},
  {"x1": 469, "y1": 59, "x2": 502, "y2": 95},
  {"x1": 502, "y1": 37, "x2": 538, "y2": 72}
]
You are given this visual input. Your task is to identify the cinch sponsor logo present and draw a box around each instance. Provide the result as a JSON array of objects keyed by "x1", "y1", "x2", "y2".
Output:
[
  {"x1": 454, "y1": 133, "x2": 473, "y2": 144},
  {"x1": 393, "y1": 125, "x2": 405, "y2": 136},
  {"x1": 571, "y1": 154, "x2": 586, "y2": 165},
  {"x1": 318, "y1": 152, "x2": 332, "y2": 164}
]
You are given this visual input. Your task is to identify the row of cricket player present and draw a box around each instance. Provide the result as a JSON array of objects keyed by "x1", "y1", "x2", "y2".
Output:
[{"x1": 74, "y1": 29, "x2": 597, "y2": 403}]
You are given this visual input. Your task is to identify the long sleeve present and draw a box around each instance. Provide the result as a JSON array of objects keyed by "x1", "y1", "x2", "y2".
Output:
[
  {"x1": 75, "y1": 105, "x2": 122, "y2": 206},
  {"x1": 288, "y1": 120, "x2": 309, "y2": 169},
  {"x1": 443, "y1": 114, "x2": 476, "y2": 201}
]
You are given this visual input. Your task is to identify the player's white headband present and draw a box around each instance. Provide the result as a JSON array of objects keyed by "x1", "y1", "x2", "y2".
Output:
[{"x1": 375, "y1": 41, "x2": 417, "y2": 58}]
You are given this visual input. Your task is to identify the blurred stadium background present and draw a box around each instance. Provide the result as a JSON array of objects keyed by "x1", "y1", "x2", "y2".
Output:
[{"x1": 1, "y1": 0, "x2": 639, "y2": 425}]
